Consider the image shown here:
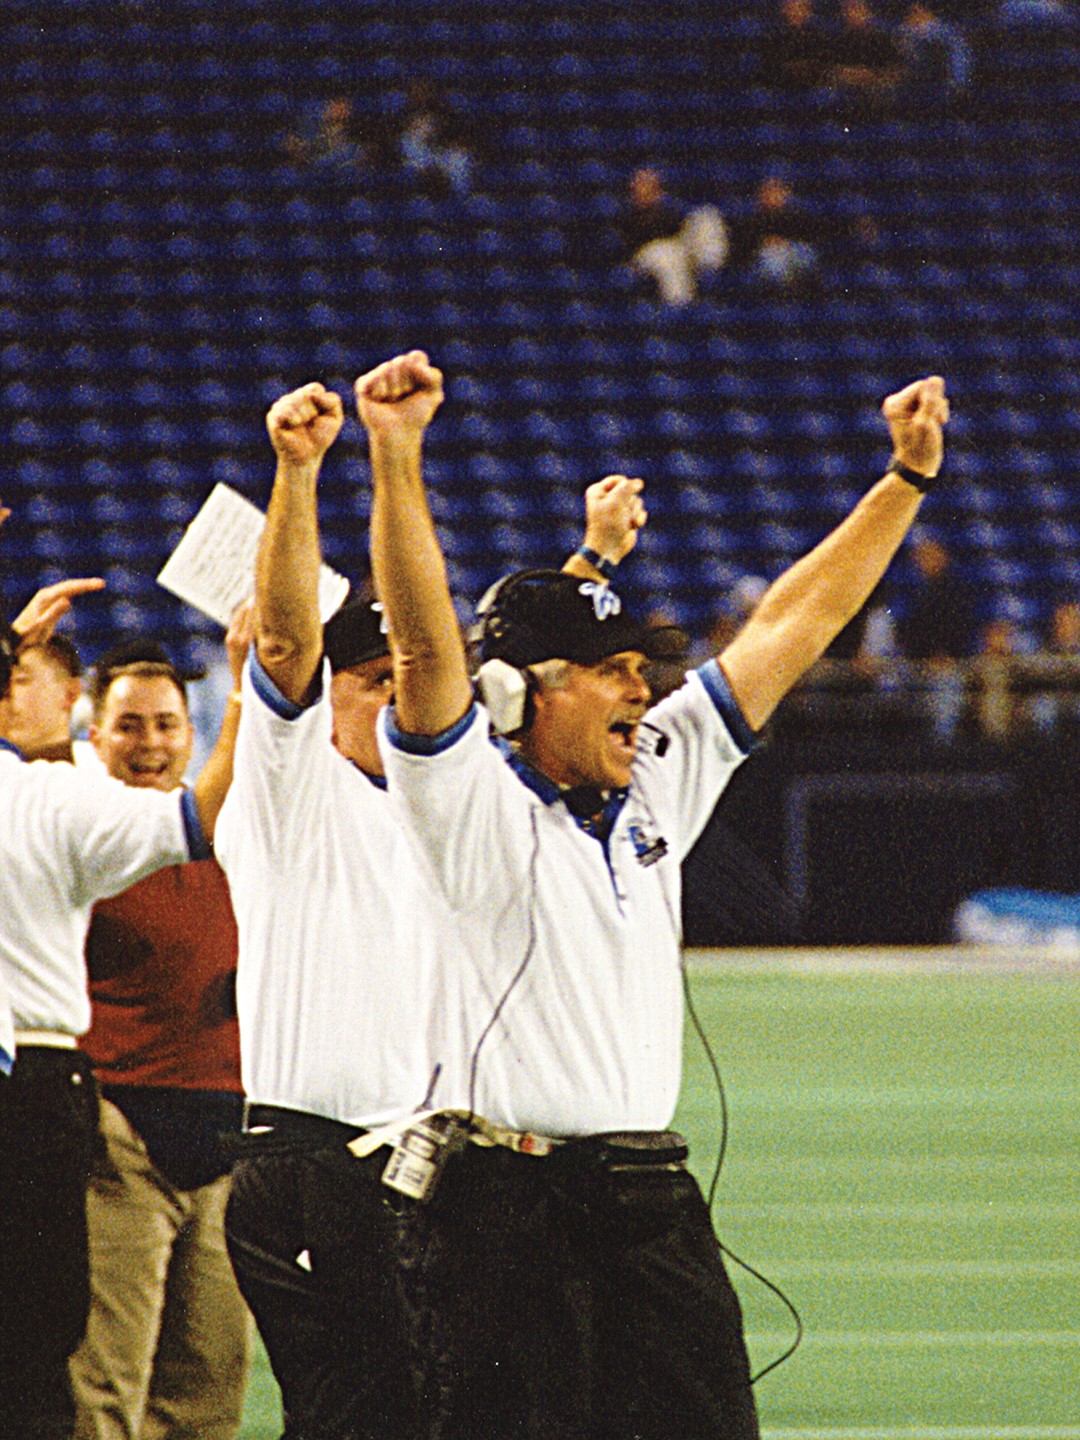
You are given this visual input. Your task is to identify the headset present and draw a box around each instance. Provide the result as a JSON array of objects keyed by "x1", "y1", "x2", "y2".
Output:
[{"x1": 471, "y1": 570, "x2": 558, "y2": 736}]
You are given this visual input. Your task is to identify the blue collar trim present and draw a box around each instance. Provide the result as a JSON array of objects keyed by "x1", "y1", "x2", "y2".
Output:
[
  {"x1": 0, "y1": 738, "x2": 26, "y2": 761},
  {"x1": 496, "y1": 740, "x2": 629, "y2": 841}
]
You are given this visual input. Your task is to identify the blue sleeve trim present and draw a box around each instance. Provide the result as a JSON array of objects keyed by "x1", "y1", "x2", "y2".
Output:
[
  {"x1": 0, "y1": 1046, "x2": 12, "y2": 1077},
  {"x1": 250, "y1": 649, "x2": 322, "y2": 720},
  {"x1": 384, "y1": 702, "x2": 478, "y2": 756},
  {"x1": 696, "y1": 659, "x2": 759, "y2": 754},
  {"x1": 180, "y1": 787, "x2": 213, "y2": 861}
]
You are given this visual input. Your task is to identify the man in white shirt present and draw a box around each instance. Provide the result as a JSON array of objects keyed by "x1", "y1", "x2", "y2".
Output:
[
  {"x1": 215, "y1": 381, "x2": 646, "y2": 1440},
  {"x1": 358, "y1": 349, "x2": 949, "y2": 1439},
  {"x1": 0, "y1": 581, "x2": 237, "y2": 1440}
]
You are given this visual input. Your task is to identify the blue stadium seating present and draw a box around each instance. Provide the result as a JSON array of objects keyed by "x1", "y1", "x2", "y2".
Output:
[{"x1": 1, "y1": 0, "x2": 1077, "y2": 662}]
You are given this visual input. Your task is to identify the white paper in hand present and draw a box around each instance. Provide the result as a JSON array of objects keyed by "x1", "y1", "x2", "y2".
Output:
[{"x1": 157, "y1": 483, "x2": 349, "y2": 626}]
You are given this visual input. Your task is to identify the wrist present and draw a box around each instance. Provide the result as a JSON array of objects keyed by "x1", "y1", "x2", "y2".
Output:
[
  {"x1": 576, "y1": 545, "x2": 619, "y2": 581},
  {"x1": 887, "y1": 457, "x2": 938, "y2": 493}
]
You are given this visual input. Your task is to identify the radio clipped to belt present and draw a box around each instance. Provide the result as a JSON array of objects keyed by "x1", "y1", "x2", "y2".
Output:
[{"x1": 380, "y1": 1112, "x2": 469, "y2": 1204}]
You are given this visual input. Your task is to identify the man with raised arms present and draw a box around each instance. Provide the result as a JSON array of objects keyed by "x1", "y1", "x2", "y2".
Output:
[{"x1": 358, "y1": 349, "x2": 948, "y2": 1439}]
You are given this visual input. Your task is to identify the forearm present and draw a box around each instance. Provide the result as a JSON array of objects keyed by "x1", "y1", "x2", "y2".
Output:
[
  {"x1": 721, "y1": 472, "x2": 922, "y2": 730},
  {"x1": 368, "y1": 432, "x2": 472, "y2": 735},
  {"x1": 191, "y1": 688, "x2": 243, "y2": 845},
  {"x1": 254, "y1": 458, "x2": 323, "y2": 704}
]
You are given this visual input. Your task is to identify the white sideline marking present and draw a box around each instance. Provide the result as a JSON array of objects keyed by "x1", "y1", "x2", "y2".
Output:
[
  {"x1": 762, "y1": 1430, "x2": 1080, "y2": 1439},
  {"x1": 685, "y1": 945, "x2": 1080, "y2": 976}
]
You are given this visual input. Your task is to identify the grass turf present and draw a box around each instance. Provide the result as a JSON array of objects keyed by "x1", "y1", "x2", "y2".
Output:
[{"x1": 240, "y1": 950, "x2": 1080, "y2": 1438}]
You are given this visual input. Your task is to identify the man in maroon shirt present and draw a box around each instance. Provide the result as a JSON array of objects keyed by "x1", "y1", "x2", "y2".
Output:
[{"x1": 69, "y1": 640, "x2": 250, "y2": 1440}]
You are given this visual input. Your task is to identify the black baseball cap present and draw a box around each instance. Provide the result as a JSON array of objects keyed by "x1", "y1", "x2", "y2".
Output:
[
  {"x1": 322, "y1": 597, "x2": 390, "y2": 673},
  {"x1": 477, "y1": 570, "x2": 683, "y2": 668}
]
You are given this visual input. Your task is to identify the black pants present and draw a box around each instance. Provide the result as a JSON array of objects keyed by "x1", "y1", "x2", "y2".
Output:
[
  {"x1": 392, "y1": 1142, "x2": 760, "y2": 1440},
  {"x1": 0, "y1": 1047, "x2": 100, "y2": 1440},
  {"x1": 225, "y1": 1142, "x2": 422, "y2": 1440}
]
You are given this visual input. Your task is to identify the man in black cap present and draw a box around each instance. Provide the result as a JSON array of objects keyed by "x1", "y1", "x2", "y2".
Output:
[
  {"x1": 214, "y1": 381, "x2": 641, "y2": 1440},
  {"x1": 358, "y1": 350, "x2": 949, "y2": 1439}
]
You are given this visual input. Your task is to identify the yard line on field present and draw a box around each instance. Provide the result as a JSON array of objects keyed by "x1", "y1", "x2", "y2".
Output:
[
  {"x1": 762, "y1": 1429, "x2": 1080, "y2": 1439},
  {"x1": 720, "y1": 1202, "x2": 1080, "y2": 1222},
  {"x1": 726, "y1": 1155, "x2": 1078, "y2": 1178},
  {"x1": 726, "y1": 1087, "x2": 1080, "y2": 1109},
  {"x1": 748, "y1": 1329, "x2": 1080, "y2": 1349},
  {"x1": 770, "y1": 1259, "x2": 1080, "y2": 1279}
]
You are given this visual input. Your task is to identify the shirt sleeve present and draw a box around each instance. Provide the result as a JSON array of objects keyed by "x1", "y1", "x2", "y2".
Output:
[
  {"x1": 631, "y1": 659, "x2": 756, "y2": 861},
  {"x1": 378, "y1": 703, "x2": 541, "y2": 914},
  {"x1": 215, "y1": 650, "x2": 336, "y2": 869},
  {"x1": 44, "y1": 763, "x2": 198, "y2": 908}
]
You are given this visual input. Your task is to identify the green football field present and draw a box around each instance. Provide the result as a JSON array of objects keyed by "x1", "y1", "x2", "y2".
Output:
[{"x1": 239, "y1": 949, "x2": 1080, "y2": 1439}]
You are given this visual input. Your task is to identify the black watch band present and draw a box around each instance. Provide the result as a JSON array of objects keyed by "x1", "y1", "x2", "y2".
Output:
[{"x1": 887, "y1": 459, "x2": 937, "y2": 493}]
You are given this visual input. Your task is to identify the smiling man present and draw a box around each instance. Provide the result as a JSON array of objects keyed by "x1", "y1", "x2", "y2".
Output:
[
  {"x1": 360, "y1": 349, "x2": 949, "y2": 1440},
  {"x1": 70, "y1": 641, "x2": 250, "y2": 1440}
]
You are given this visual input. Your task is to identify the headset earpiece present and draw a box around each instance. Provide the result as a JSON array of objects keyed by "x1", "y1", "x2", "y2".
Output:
[{"x1": 475, "y1": 658, "x2": 536, "y2": 735}]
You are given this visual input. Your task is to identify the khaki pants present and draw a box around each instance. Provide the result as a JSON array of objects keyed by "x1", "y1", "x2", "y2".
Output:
[{"x1": 70, "y1": 1098, "x2": 251, "y2": 1440}]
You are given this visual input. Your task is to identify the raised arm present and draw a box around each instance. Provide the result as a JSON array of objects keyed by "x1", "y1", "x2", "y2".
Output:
[
  {"x1": 720, "y1": 375, "x2": 949, "y2": 732},
  {"x1": 256, "y1": 382, "x2": 344, "y2": 705},
  {"x1": 356, "y1": 350, "x2": 472, "y2": 737},
  {"x1": 562, "y1": 474, "x2": 647, "y2": 582},
  {"x1": 190, "y1": 598, "x2": 253, "y2": 843}
]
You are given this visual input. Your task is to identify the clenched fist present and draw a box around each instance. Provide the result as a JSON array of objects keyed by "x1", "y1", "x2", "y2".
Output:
[{"x1": 266, "y1": 382, "x2": 344, "y2": 467}]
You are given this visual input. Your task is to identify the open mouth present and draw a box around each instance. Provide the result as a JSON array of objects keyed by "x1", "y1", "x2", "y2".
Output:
[
  {"x1": 129, "y1": 760, "x2": 169, "y2": 779},
  {"x1": 608, "y1": 720, "x2": 638, "y2": 755}
]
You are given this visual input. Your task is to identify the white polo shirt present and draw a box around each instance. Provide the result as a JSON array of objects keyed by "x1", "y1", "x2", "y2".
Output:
[
  {"x1": 0, "y1": 738, "x2": 207, "y2": 1039},
  {"x1": 379, "y1": 659, "x2": 754, "y2": 1138},
  {"x1": 215, "y1": 654, "x2": 453, "y2": 1128}
]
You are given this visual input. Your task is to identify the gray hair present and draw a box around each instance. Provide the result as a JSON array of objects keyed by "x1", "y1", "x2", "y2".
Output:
[{"x1": 527, "y1": 658, "x2": 570, "y2": 693}]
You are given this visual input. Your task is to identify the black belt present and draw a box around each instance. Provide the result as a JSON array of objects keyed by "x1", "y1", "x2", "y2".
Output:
[
  {"x1": 242, "y1": 1102, "x2": 368, "y2": 1148},
  {"x1": 561, "y1": 1130, "x2": 689, "y2": 1171}
]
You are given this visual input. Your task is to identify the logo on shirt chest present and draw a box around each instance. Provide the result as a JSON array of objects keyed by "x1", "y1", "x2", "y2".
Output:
[{"x1": 626, "y1": 821, "x2": 669, "y2": 868}]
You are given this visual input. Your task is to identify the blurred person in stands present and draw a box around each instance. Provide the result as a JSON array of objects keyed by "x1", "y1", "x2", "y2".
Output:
[
  {"x1": 693, "y1": 575, "x2": 770, "y2": 662},
  {"x1": 0, "y1": 633, "x2": 83, "y2": 762},
  {"x1": 282, "y1": 94, "x2": 387, "y2": 185},
  {"x1": 0, "y1": 572, "x2": 237, "y2": 1440},
  {"x1": 897, "y1": 534, "x2": 975, "y2": 741},
  {"x1": 1038, "y1": 598, "x2": 1080, "y2": 731},
  {"x1": 69, "y1": 622, "x2": 251, "y2": 1440},
  {"x1": 397, "y1": 79, "x2": 477, "y2": 197},
  {"x1": 896, "y1": 3, "x2": 973, "y2": 110},
  {"x1": 761, "y1": 0, "x2": 831, "y2": 91},
  {"x1": 730, "y1": 173, "x2": 829, "y2": 292},
  {"x1": 1049, "y1": 599, "x2": 1080, "y2": 656},
  {"x1": 972, "y1": 611, "x2": 1039, "y2": 741},
  {"x1": 617, "y1": 166, "x2": 729, "y2": 306},
  {"x1": 826, "y1": 0, "x2": 904, "y2": 109}
]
